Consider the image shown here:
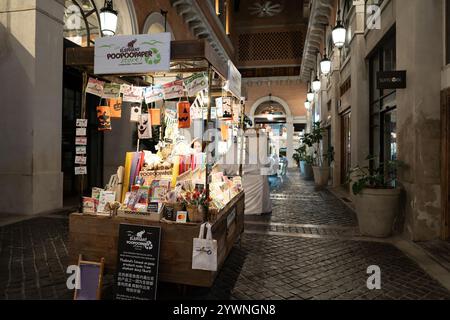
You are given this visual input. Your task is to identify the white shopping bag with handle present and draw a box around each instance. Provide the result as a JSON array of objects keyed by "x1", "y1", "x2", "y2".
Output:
[{"x1": 192, "y1": 223, "x2": 218, "y2": 271}]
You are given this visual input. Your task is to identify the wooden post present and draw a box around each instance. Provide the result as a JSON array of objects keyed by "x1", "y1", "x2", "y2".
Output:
[{"x1": 79, "y1": 72, "x2": 88, "y2": 212}]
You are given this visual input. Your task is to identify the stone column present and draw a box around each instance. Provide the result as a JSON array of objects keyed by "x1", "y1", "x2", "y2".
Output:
[
  {"x1": 0, "y1": 0, "x2": 64, "y2": 215},
  {"x1": 350, "y1": 2, "x2": 370, "y2": 170},
  {"x1": 396, "y1": 0, "x2": 443, "y2": 240}
]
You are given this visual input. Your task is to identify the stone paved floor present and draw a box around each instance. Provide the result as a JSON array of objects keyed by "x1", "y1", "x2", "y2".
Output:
[{"x1": 0, "y1": 170, "x2": 449, "y2": 300}]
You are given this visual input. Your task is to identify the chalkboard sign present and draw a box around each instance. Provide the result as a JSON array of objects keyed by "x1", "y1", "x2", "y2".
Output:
[{"x1": 115, "y1": 224, "x2": 161, "y2": 300}]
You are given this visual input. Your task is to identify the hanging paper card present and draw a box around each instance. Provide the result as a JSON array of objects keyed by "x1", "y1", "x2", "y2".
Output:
[
  {"x1": 76, "y1": 119, "x2": 88, "y2": 127},
  {"x1": 76, "y1": 128, "x2": 87, "y2": 136},
  {"x1": 102, "y1": 83, "x2": 121, "y2": 99},
  {"x1": 76, "y1": 146, "x2": 87, "y2": 155},
  {"x1": 123, "y1": 86, "x2": 144, "y2": 103},
  {"x1": 211, "y1": 107, "x2": 217, "y2": 119},
  {"x1": 120, "y1": 84, "x2": 131, "y2": 94},
  {"x1": 75, "y1": 137, "x2": 87, "y2": 145},
  {"x1": 149, "y1": 109, "x2": 161, "y2": 126},
  {"x1": 163, "y1": 80, "x2": 184, "y2": 100},
  {"x1": 222, "y1": 97, "x2": 232, "y2": 119},
  {"x1": 108, "y1": 97, "x2": 122, "y2": 118},
  {"x1": 75, "y1": 156, "x2": 87, "y2": 165},
  {"x1": 221, "y1": 124, "x2": 229, "y2": 141},
  {"x1": 86, "y1": 78, "x2": 104, "y2": 97},
  {"x1": 215, "y1": 97, "x2": 223, "y2": 118},
  {"x1": 144, "y1": 86, "x2": 164, "y2": 104},
  {"x1": 97, "y1": 106, "x2": 112, "y2": 131},
  {"x1": 130, "y1": 103, "x2": 142, "y2": 122},
  {"x1": 190, "y1": 104, "x2": 202, "y2": 120},
  {"x1": 75, "y1": 167, "x2": 88, "y2": 175},
  {"x1": 232, "y1": 100, "x2": 240, "y2": 123},
  {"x1": 177, "y1": 101, "x2": 191, "y2": 129},
  {"x1": 138, "y1": 114, "x2": 152, "y2": 139},
  {"x1": 184, "y1": 72, "x2": 208, "y2": 96}
]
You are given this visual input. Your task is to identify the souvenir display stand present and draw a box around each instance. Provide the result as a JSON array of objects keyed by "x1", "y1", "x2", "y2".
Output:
[{"x1": 66, "y1": 38, "x2": 245, "y2": 288}]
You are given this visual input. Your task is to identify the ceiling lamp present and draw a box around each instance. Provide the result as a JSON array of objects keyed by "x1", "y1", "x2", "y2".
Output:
[
  {"x1": 306, "y1": 82, "x2": 315, "y2": 102},
  {"x1": 312, "y1": 75, "x2": 321, "y2": 93},
  {"x1": 320, "y1": 53, "x2": 331, "y2": 76},
  {"x1": 100, "y1": 0, "x2": 118, "y2": 36},
  {"x1": 332, "y1": 2, "x2": 346, "y2": 48},
  {"x1": 304, "y1": 99, "x2": 311, "y2": 110}
]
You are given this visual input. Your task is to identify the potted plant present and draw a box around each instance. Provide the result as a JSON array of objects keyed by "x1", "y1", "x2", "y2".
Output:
[
  {"x1": 302, "y1": 122, "x2": 332, "y2": 186},
  {"x1": 348, "y1": 156, "x2": 404, "y2": 237},
  {"x1": 182, "y1": 188, "x2": 211, "y2": 223},
  {"x1": 293, "y1": 144, "x2": 314, "y2": 180}
]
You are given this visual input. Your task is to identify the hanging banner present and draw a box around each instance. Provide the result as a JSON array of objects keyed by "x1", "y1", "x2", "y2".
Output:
[
  {"x1": 97, "y1": 106, "x2": 112, "y2": 131},
  {"x1": 102, "y1": 83, "x2": 121, "y2": 99},
  {"x1": 94, "y1": 33, "x2": 171, "y2": 75},
  {"x1": 224, "y1": 60, "x2": 242, "y2": 98},
  {"x1": 184, "y1": 72, "x2": 208, "y2": 97},
  {"x1": 138, "y1": 114, "x2": 152, "y2": 139},
  {"x1": 123, "y1": 86, "x2": 144, "y2": 103},
  {"x1": 130, "y1": 103, "x2": 142, "y2": 122},
  {"x1": 163, "y1": 80, "x2": 184, "y2": 100},
  {"x1": 108, "y1": 97, "x2": 122, "y2": 118},
  {"x1": 86, "y1": 78, "x2": 104, "y2": 97},
  {"x1": 177, "y1": 102, "x2": 191, "y2": 129},
  {"x1": 144, "y1": 86, "x2": 164, "y2": 104}
]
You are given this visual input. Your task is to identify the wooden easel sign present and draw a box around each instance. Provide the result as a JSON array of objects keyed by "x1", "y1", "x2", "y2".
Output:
[{"x1": 115, "y1": 224, "x2": 161, "y2": 300}]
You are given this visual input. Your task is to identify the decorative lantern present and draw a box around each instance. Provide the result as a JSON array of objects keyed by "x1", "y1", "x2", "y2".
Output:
[{"x1": 100, "y1": 0, "x2": 118, "y2": 36}]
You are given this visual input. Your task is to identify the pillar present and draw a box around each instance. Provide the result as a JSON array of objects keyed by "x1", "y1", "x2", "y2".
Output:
[
  {"x1": 0, "y1": 0, "x2": 64, "y2": 215},
  {"x1": 396, "y1": 0, "x2": 443, "y2": 240}
]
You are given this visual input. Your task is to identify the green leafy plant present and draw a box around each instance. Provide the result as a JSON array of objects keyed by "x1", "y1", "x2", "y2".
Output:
[
  {"x1": 348, "y1": 155, "x2": 405, "y2": 195},
  {"x1": 293, "y1": 145, "x2": 314, "y2": 167},
  {"x1": 301, "y1": 121, "x2": 332, "y2": 167}
]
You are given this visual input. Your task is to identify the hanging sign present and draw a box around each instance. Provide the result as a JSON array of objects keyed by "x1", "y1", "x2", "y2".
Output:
[
  {"x1": 76, "y1": 119, "x2": 88, "y2": 127},
  {"x1": 115, "y1": 224, "x2": 161, "y2": 300},
  {"x1": 75, "y1": 166, "x2": 88, "y2": 175},
  {"x1": 76, "y1": 146, "x2": 87, "y2": 155},
  {"x1": 130, "y1": 103, "x2": 142, "y2": 122},
  {"x1": 76, "y1": 128, "x2": 87, "y2": 136},
  {"x1": 138, "y1": 114, "x2": 152, "y2": 139},
  {"x1": 86, "y1": 78, "x2": 104, "y2": 97},
  {"x1": 75, "y1": 137, "x2": 88, "y2": 145},
  {"x1": 123, "y1": 86, "x2": 144, "y2": 103},
  {"x1": 102, "y1": 83, "x2": 121, "y2": 99},
  {"x1": 163, "y1": 80, "x2": 184, "y2": 100},
  {"x1": 224, "y1": 60, "x2": 242, "y2": 98},
  {"x1": 108, "y1": 97, "x2": 122, "y2": 118},
  {"x1": 222, "y1": 97, "x2": 233, "y2": 119},
  {"x1": 177, "y1": 102, "x2": 191, "y2": 129},
  {"x1": 75, "y1": 156, "x2": 87, "y2": 165},
  {"x1": 97, "y1": 106, "x2": 112, "y2": 131},
  {"x1": 184, "y1": 72, "x2": 208, "y2": 97},
  {"x1": 144, "y1": 86, "x2": 164, "y2": 104},
  {"x1": 95, "y1": 33, "x2": 171, "y2": 75},
  {"x1": 377, "y1": 71, "x2": 407, "y2": 89}
]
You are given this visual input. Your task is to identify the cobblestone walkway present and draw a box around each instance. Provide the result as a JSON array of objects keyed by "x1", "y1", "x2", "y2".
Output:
[{"x1": 0, "y1": 170, "x2": 449, "y2": 300}]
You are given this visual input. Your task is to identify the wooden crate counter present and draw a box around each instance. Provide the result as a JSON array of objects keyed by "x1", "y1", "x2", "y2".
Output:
[{"x1": 69, "y1": 191, "x2": 245, "y2": 288}]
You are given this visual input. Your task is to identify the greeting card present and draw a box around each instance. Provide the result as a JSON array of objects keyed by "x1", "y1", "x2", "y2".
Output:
[{"x1": 96, "y1": 106, "x2": 112, "y2": 131}]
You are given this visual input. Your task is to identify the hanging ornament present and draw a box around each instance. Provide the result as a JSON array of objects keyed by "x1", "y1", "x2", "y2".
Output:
[{"x1": 177, "y1": 101, "x2": 191, "y2": 129}]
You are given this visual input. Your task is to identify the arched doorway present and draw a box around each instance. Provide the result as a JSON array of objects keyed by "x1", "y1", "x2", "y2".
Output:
[{"x1": 249, "y1": 96, "x2": 295, "y2": 167}]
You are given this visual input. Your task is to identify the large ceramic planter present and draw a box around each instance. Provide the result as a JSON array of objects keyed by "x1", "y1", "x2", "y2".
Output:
[
  {"x1": 312, "y1": 166, "x2": 330, "y2": 186},
  {"x1": 355, "y1": 188, "x2": 401, "y2": 237},
  {"x1": 300, "y1": 161, "x2": 314, "y2": 180}
]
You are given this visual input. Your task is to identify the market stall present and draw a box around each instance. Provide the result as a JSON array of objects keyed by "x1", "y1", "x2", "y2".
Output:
[{"x1": 66, "y1": 35, "x2": 245, "y2": 289}]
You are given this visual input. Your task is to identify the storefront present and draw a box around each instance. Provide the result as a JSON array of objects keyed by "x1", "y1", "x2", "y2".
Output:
[{"x1": 65, "y1": 35, "x2": 246, "y2": 291}]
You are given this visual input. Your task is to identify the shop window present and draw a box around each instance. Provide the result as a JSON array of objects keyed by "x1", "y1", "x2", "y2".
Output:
[
  {"x1": 369, "y1": 29, "x2": 396, "y2": 174},
  {"x1": 341, "y1": 111, "x2": 351, "y2": 184}
]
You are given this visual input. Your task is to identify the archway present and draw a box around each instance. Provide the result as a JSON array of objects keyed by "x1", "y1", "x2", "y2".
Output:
[
  {"x1": 143, "y1": 12, "x2": 175, "y2": 40},
  {"x1": 249, "y1": 96, "x2": 295, "y2": 167}
]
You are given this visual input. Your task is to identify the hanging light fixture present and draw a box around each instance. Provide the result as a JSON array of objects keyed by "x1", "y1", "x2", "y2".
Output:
[
  {"x1": 320, "y1": 24, "x2": 331, "y2": 76},
  {"x1": 312, "y1": 75, "x2": 321, "y2": 93},
  {"x1": 320, "y1": 53, "x2": 331, "y2": 75},
  {"x1": 307, "y1": 82, "x2": 315, "y2": 103},
  {"x1": 332, "y1": 0, "x2": 346, "y2": 48},
  {"x1": 100, "y1": 0, "x2": 118, "y2": 36},
  {"x1": 304, "y1": 99, "x2": 311, "y2": 110}
]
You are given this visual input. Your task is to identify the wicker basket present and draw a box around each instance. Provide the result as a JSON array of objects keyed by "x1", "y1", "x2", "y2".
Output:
[{"x1": 187, "y1": 205, "x2": 205, "y2": 223}]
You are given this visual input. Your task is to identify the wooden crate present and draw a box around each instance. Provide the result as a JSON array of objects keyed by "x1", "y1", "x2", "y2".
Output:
[{"x1": 69, "y1": 192, "x2": 245, "y2": 288}]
